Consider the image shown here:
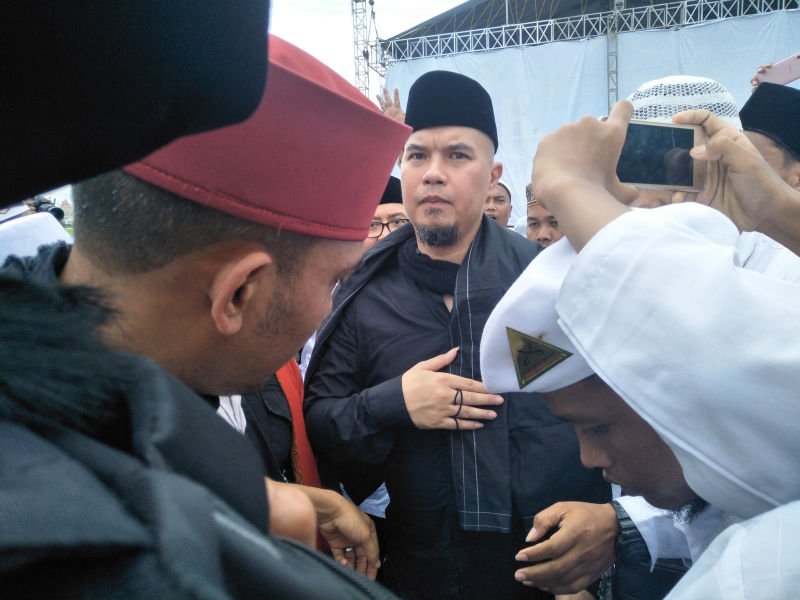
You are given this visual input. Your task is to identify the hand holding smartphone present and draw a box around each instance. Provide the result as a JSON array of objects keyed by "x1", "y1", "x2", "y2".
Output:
[
  {"x1": 752, "y1": 53, "x2": 800, "y2": 87},
  {"x1": 616, "y1": 120, "x2": 708, "y2": 192}
]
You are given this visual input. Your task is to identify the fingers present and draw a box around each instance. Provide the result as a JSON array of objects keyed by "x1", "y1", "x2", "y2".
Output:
[
  {"x1": 392, "y1": 87, "x2": 401, "y2": 106},
  {"x1": 526, "y1": 505, "x2": 562, "y2": 543},
  {"x1": 672, "y1": 108, "x2": 731, "y2": 138},
  {"x1": 412, "y1": 347, "x2": 460, "y2": 372},
  {"x1": 607, "y1": 99, "x2": 633, "y2": 128}
]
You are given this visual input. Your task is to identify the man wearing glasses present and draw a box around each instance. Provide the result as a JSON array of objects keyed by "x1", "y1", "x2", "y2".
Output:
[{"x1": 363, "y1": 176, "x2": 409, "y2": 251}]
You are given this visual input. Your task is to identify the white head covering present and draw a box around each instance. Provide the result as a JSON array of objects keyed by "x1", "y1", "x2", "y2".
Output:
[
  {"x1": 481, "y1": 203, "x2": 800, "y2": 519},
  {"x1": 628, "y1": 75, "x2": 741, "y2": 129},
  {"x1": 480, "y1": 236, "x2": 592, "y2": 393}
]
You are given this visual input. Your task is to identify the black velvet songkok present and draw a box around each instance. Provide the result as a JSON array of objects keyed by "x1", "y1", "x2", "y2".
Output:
[
  {"x1": 740, "y1": 82, "x2": 800, "y2": 161},
  {"x1": 404, "y1": 70, "x2": 498, "y2": 152}
]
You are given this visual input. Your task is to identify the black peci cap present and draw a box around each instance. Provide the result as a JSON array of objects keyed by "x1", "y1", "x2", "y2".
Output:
[
  {"x1": 740, "y1": 83, "x2": 800, "y2": 161},
  {"x1": 379, "y1": 176, "x2": 403, "y2": 205},
  {"x1": 404, "y1": 71, "x2": 498, "y2": 152}
]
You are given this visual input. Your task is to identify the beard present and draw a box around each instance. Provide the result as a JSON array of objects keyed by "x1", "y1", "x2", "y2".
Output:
[
  {"x1": 670, "y1": 497, "x2": 709, "y2": 525},
  {"x1": 415, "y1": 224, "x2": 459, "y2": 247}
]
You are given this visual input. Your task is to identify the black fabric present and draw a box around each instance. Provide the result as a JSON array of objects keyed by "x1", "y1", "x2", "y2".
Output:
[
  {"x1": 398, "y1": 236, "x2": 460, "y2": 295},
  {"x1": 0, "y1": 247, "x2": 401, "y2": 599},
  {"x1": 1, "y1": 2, "x2": 269, "y2": 206},
  {"x1": 2, "y1": 244, "x2": 269, "y2": 533},
  {"x1": 241, "y1": 376, "x2": 295, "y2": 482},
  {"x1": 380, "y1": 176, "x2": 403, "y2": 205},
  {"x1": 740, "y1": 82, "x2": 800, "y2": 161},
  {"x1": 404, "y1": 70, "x2": 499, "y2": 151},
  {"x1": 305, "y1": 217, "x2": 610, "y2": 598}
]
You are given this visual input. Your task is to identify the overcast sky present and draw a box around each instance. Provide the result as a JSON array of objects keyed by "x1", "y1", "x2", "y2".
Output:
[{"x1": 270, "y1": 0, "x2": 463, "y2": 98}]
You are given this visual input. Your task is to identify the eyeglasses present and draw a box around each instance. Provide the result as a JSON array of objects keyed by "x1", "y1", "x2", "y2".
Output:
[{"x1": 367, "y1": 218, "x2": 409, "y2": 238}]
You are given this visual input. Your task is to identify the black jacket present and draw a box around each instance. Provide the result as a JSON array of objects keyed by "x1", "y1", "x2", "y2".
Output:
[
  {"x1": 305, "y1": 218, "x2": 609, "y2": 531},
  {"x1": 0, "y1": 245, "x2": 397, "y2": 599}
]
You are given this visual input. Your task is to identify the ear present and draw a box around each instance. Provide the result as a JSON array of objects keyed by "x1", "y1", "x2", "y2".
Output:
[
  {"x1": 208, "y1": 251, "x2": 273, "y2": 336},
  {"x1": 786, "y1": 162, "x2": 800, "y2": 192},
  {"x1": 489, "y1": 162, "x2": 503, "y2": 188}
]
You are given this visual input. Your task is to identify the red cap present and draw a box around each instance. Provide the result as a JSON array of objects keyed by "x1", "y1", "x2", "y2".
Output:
[{"x1": 124, "y1": 35, "x2": 410, "y2": 241}]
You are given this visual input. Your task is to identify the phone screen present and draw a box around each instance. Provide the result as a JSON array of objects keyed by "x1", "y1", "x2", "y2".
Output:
[{"x1": 616, "y1": 123, "x2": 696, "y2": 188}]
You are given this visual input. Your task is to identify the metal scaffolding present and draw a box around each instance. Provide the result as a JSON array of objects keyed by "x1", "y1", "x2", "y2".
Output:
[
  {"x1": 607, "y1": 0, "x2": 625, "y2": 111},
  {"x1": 352, "y1": 0, "x2": 370, "y2": 95},
  {"x1": 370, "y1": 0, "x2": 798, "y2": 68}
]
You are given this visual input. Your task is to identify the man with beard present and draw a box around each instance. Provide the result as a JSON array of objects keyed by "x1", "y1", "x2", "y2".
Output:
[
  {"x1": 1, "y1": 34, "x2": 410, "y2": 597},
  {"x1": 304, "y1": 70, "x2": 609, "y2": 599}
]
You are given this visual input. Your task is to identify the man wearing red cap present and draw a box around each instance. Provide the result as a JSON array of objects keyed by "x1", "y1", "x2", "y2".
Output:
[
  {"x1": 1, "y1": 35, "x2": 408, "y2": 597},
  {"x1": 304, "y1": 70, "x2": 609, "y2": 599}
]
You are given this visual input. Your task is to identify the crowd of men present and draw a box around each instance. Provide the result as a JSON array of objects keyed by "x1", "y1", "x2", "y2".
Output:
[{"x1": 1, "y1": 4, "x2": 798, "y2": 599}]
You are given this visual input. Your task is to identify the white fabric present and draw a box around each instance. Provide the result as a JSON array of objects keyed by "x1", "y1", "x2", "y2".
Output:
[
  {"x1": 737, "y1": 231, "x2": 800, "y2": 282},
  {"x1": 0, "y1": 203, "x2": 32, "y2": 224},
  {"x1": 217, "y1": 395, "x2": 247, "y2": 434},
  {"x1": 480, "y1": 237, "x2": 593, "y2": 393},
  {"x1": 299, "y1": 333, "x2": 316, "y2": 381},
  {"x1": 386, "y1": 11, "x2": 800, "y2": 226},
  {"x1": 617, "y1": 495, "x2": 691, "y2": 567},
  {"x1": 512, "y1": 214, "x2": 527, "y2": 236},
  {"x1": 556, "y1": 203, "x2": 800, "y2": 520},
  {"x1": 666, "y1": 501, "x2": 800, "y2": 599},
  {"x1": 0, "y1": 212, "x2": 72, "y2": 262}
]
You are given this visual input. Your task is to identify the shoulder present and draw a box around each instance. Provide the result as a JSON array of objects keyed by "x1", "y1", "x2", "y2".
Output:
[{"x1": 0, "y1": 421, "x2": 149, "y2": 561}]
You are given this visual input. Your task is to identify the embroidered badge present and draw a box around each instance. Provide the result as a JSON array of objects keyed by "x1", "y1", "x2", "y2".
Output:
[{"x1": 506, "y1": 327, "x2": 572, "y2": 388}]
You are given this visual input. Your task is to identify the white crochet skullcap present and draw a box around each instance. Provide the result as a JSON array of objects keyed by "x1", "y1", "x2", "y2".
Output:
[{"x1": 628, "y1": 75, "x2": 741, "y2": 129}]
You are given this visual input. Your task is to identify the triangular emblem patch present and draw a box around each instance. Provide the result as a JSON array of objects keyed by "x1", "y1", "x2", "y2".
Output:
[{"x1": 506, "y1": 326, "x2": 572, "y2": 389}]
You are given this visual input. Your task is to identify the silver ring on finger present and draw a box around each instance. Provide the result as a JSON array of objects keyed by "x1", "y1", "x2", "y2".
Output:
[{"x1": 343, "y1": 546, "x2": 354, "y2": 553}]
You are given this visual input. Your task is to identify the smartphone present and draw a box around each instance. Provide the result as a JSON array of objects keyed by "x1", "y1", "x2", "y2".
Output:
[
  {"x1": 616, "y1": 120, "x2": 707, "y2": 192},
  {"x1": 754, "y1": 53, "x2": 800, "y2": 86}
]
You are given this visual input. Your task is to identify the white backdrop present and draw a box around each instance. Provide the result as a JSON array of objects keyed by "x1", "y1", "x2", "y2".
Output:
[{"x1": 386, "y1": 11, "x2": 800, "y2": 224}]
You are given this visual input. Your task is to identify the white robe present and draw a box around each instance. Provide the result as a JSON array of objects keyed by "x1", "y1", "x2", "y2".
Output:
[
  {"x1": 554, "y1": 204, "x2": 800, "y2": 597},
  {"x1": 557, "y1": 203, "x2": 800, "y2": 520},
  {"x1": 665, "y1": 501, "x2": 800, "y2": 599}
]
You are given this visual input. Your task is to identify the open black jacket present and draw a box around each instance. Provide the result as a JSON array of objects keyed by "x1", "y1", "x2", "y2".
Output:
[{"x1": 305, "y1": 218, "x2": 609, "y2": 535}]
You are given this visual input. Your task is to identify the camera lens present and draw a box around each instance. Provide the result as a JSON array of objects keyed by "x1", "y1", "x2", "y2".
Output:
[{"x1": 32, "y1": 198, "x2": 64, "y2": 221}]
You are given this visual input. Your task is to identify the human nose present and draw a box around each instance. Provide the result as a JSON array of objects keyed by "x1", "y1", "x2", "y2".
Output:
[
  {"x1": 576, "y1": 433, "x2": 611, "y2": 469},
  {"x1": 422, "y1": 155, "x2": 446, "y2": 185},
  {"x1": 536, "y1": 226, "x2": 554, "y2": 244}
]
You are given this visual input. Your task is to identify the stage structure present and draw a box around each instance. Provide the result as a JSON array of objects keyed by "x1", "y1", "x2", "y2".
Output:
[{"x1": 361, "y1": 0, "x2": 800, "y2": 224}]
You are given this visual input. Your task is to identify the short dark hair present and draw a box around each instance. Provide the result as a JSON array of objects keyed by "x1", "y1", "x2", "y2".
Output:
[{"x1": 73, "y1": 170, "x2": 318, "y2": 276}]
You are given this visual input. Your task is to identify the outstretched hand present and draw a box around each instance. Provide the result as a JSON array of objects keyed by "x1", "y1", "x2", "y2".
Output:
[{"x1": 401, "y1": 347, "x2": 504, "y2": 431}]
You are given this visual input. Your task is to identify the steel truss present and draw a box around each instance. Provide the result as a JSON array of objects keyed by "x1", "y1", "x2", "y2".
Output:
[{"x1": 369, "y1": 0, "x2": 798, "y2": 75}]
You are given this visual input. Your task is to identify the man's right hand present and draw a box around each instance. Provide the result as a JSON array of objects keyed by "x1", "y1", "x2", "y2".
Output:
[
  {"x1": 401, "y1": 347, "x2": 504, "y2": 430},
  {"x1": 514, "y1": 502, "x2": 618, "y2": 594}
]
